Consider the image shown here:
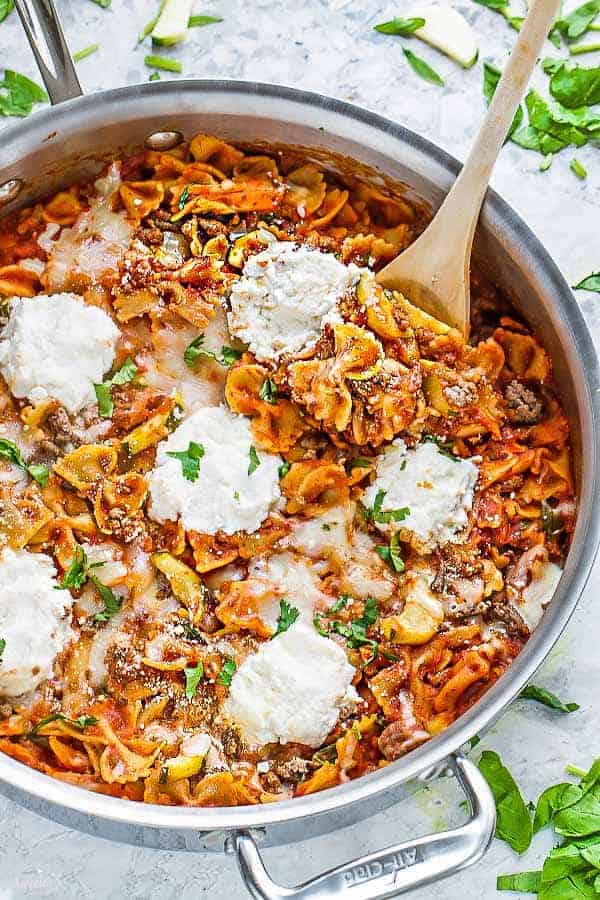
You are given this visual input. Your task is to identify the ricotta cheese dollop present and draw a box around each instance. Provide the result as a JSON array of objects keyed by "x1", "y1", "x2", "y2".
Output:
[
  {"x1": 224, "y1": 621, "x2": 357, "y2": 747},
  {"x1": 148, "y1": 405, "x2": 282, "y2": 535},
  {"x1": 0, "y1": 293, "x2": 120, "y2": 414},
  {"x1": 228, "y1": 241, "x2": 360, "y2": 361},
  {"x1": 0, "y1": 548, "x2": 73, "y2": 697},
  {"x1": 363, "y1": 439, "x2": 478, "y2": 550}
]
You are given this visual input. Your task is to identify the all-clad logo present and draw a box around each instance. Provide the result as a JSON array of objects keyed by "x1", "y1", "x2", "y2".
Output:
[{"x1": 342, "y1": 848, "x2": 422, "y2": 887}]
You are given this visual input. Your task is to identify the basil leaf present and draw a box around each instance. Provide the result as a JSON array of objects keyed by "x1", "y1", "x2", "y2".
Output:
[
  {"x1": 0, "y1": 0, "x2": 13, "y2": 24},
  {"x1": 248, "y1": 444, "x2": 260, "y2": 476},
  {"x1": 0, "y1": 69, "x2": 48, "y2": 117},
  {"x1": 483, "y1": 62, "x2": 524, "y2": 139},
  {"x1": 403, "y1": 48, "x2": 444, "y2": 86},
  {"x1": 92, "y1": 577, "x2": 123, "y2": 623},
  {"x1": 272, "y1": 599, "x2": 299, "y2": 638},
  {"x1": 478, "y1": 750, "x2": 533, "y2": 853},
  {"x1": 184, "y1": 661, "x2": 204, "y2": 699},
  {"x1": 374, "y1": 16, "x2": 425, "y2": 36},
  {"x1": 497, "y1": 871, "x2": 541, "y2": 892},
  {"x1": 167, "y1": 441, "x2": 205, "y2": 482},
  {"x1": 278, "y1": 461, "x2": 291, "y2": 479},
  {"x1": 520, "y1": 684, "x2": 579, "y2": 714},
  {"x1": 571, "y1": 157, "x2": 588, "y2": 179},
  {"x1": 573, "y1": 273, "x2": 600, "y2": 292},
  {"x1": 259, "y1": 378, "x2": 278, "y2": 404},
  {"x1": 188, "y1": 14, "x2": 222, "y2": 27},
  {"x1": 217, "y1": 657, "x2": 236, "y2": 686}
]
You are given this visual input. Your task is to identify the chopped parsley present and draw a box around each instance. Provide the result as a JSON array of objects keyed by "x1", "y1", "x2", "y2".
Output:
[
  {"x1": 248, "y1": 445, "x2": 260, "y2": 476},
  {"x1": 369, "y1": 489, "x2": 410, "y2": 525},
  {"x1": 422, "y1": 433, "x2": 459, "y2": 461},
  {"x1": 167, "y1": 441, "x2": 205, "y2": 482},
  {"x1": 58, "y1": 545, "x2": 90, "y2": 590},
  {"x1": 347, "y1": 456, "x2": 372, "y2": 471},
  {"x1": 316, "y1": 597, "x2": 380, "y2": 661},
  {"x1": 330, "y1": 595, "x2": 350, "y2": 614},
  {"x1": 0, "y1": 438, "x2": 49, "y2": 487},
  {"x1": 184, "y1": 661, "x2": 204, "y2": 699},
  {"x1": 94, "y1": 357, "x2": 137, "y2": 418},
  {"x1": 31, "y1": 713, "x2": 98, "y2": 735},
  {"x1": 278, "y1": 461, "x2": 291, "y2": 479},
  {"x1": 178, "y1": 185, "x2": 190, "y2": 210},
  {"x1": 375, "y1": 532, "x2": 405, "y2": 573},
  {"x1": 272, "y1": 599, "x2": 299, "y2": 638},
  {"x1": 217, "y1": 657, "x2": 237, "y2": 686},
  {"x1": 92, "y1": 577, "x2": 122, "y2": 624},
  {"x1": 183, "y1": 334, "x2": 243, "y2": 368},
  {"x1": 540, "y1": 500, "x2": 564, "y2": 539},
  {"x1": 258, "y1": 378, "x2": 278, "y2": 404}
]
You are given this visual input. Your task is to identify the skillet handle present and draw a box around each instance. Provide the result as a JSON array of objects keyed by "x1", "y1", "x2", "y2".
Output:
[
  {"x1": 228, "y1": 754, "x2": 495, "y2": 900},
  {"x1": 13, "y1": 0, "x2": 82, "y2": 104}
]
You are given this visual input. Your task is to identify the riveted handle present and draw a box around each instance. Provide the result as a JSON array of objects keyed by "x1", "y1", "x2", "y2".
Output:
[
  {"x1": 229, "y1": 754, "x2": 495, "y2": 900},
  {"x1": 14, "y1": 0, "x2": 82, "y2": 104}
]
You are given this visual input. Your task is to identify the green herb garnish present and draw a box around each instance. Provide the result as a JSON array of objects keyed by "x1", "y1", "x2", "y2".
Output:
[
  {"x1": 248, "y1": 445, "x2": 260, "y2": 476},
  {"x1": 422, "y1": 433, "x2": 460, "y2": 461},
  {"x1": 167, "y1": 441, "x2": 205, "y2": 482},
  {"x1": 520, "y1": 684, "x2": 579, "y2": 714},
  {"x1": 348, "y1": 457, "x2": 372, "y2": 471},
  {"x1": 94, "y1": 357, "x2": 137, "y2": 418},
  {"x1": 259, "y1": 378, "x2": 278, "y2": 404},
  {"x1": 184, "y1": 661, "x2": 204, "y2": 699},
  {"x1": 58, "y1": 545, "x2": 90, "y2": 590},
  {"x1": 184, "y1": 335, "x2": 243, "y2": 367},
  {"x1": 220, "y1": 345, "x2": 243, "y2": 366},
  {"x1": 31, "y1": 713, "x2": 98, "y2": 735},
  {"x1": 373, "y1": 17, "x2": 425, "y2": 36},
  {"x1": 541, "y1": 500, "x2": 564, "y2": 539},
  {"x1": 272, "y1": 599, "x2": 299, "y2": 638},
  {"x1": 403, "y1": 48, "x2": 444, "y2": 86},
  {"x1": 0, "y1": 438, "x2": 49, "y2": 487},
  {"x1": 92, "y1": 577, "x2": 123, "y2": 624},
  {"x1": 369, "y1": 489, "x2": 410, "y2": 525},
  {"x1": 278, "y1": 461, "x2": 291, "y2": 479},
  {"x1": 144, "y1": 55, "x2": 182, "y2": 73},
  {"x1": 217, "y1": 657, "x2": 236, "y2": 686},
  {"x1": 375, "y1": 532, "x2": 405, "y2": 573}
]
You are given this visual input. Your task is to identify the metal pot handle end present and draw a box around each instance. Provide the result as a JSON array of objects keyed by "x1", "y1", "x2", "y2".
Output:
[
  {"x1": 228, "y1": 754, "x2": 495, "y2": 900},
  {"x1": 14, "y1": 0, "x2": 82, "y2": 104}
]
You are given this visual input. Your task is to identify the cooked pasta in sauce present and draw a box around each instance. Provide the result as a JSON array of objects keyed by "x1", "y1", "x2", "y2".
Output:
[{"x1": 0, "y1": 133, "x2": 575, "y2": 806}]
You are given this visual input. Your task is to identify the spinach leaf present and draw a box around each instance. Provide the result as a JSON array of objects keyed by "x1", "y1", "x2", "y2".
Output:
[
  {"x1": 0, "y1": 0, "x2": 13, "y2": 23},
  {"x1": 403, "y1": 48, "x2": 444, "y2": 87},
  {"x1": 478, "y1": 750, "x2": 533, "y2": 853},
  {"x1": 497, "y1": 871, "x2": 541, "y2": 892},
  {"x1": 573, "y1": 273, "x2": 600, "y2": 292},
  {"x1": 550, "y1": 62, "x2": 600, "y2": 108},
  {"x1": 483, "y1": 62, "x2": 523, "y2": 139},
  {"x1": 0, "y1": 69, "x2": 48, "y2": 117},
  {"x1": 555, "y1": 0, "x2": 600, "y2": 40},
  {"x1": 520, "y1": 684, "x2": 580, "y2": 714}
]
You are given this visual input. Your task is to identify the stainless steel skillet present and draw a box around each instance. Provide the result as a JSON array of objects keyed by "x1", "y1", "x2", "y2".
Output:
[{"x1": 0, "y1": 1, "x2": 598, "y2": 898}]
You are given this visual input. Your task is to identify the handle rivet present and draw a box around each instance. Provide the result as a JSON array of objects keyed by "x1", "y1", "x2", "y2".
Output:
[
  {"x1": 144, "y1": 131, "x2": 184, "y2": 151},
  {"x1": 0, "y1": 178, "x2": 23, "y2": 207}
]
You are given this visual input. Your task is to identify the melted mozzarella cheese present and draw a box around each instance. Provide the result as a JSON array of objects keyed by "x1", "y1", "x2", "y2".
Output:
[
  {"x1": 0, "y1": 293, "x2": 120, "y2": 414},
  {"x1": 0, "y1": 548, "x2": 73, "y2": 696},
  {"x1": 148, "y1": 405, "x2": 281, "y2": 535},
  {"x1": 44, "y1": 164, "x2": 133, "y2": 291},
  {"x1": 228, "y1": 241, "x2": 360, "y2": 361},
  {"x1": 245, "y1": 551, "x2": 330, "y2": 631},
  {"x1": 363, "y1": 439, "x2": 478, "y2": 550},
  {"x1": 224, "y1": 621, "x2": 357, "y2": 747},
  {"x1": 514, "y1": 561, "x2": 562, "y2": 631}
]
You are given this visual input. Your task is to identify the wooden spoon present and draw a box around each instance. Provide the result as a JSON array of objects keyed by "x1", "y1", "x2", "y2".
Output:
[{"x1": 376, "y1": 0, "x2": 562, "y2": 335}]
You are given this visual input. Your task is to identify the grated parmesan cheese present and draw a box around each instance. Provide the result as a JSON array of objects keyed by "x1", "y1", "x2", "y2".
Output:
[
  {"x1": 0, "y1": 548, "x2": 73, "y2": 697},
  {"x1": 228, "y1": 241, "x2": 360, "y2": 361},
  {"x1": 0, "y1": 293, "x2": 120, "y2": 414},
  {"x1": 148, "y1": 405, "x2": 281, "y2": 535}
]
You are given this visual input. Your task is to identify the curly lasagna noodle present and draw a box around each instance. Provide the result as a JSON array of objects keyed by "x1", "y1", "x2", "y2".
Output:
[{"x1": 0, "y1": 134, "x2": 574, "y2": 806}]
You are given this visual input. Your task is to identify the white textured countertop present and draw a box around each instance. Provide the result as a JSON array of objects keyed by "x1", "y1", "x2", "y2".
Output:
[{"x1": 0, "y1": 1, "x2": 599, "y2": 897}]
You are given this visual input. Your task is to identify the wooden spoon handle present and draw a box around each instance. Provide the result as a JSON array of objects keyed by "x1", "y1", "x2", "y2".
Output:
[{"x1": 439, "y1": 0, "x2": 562, "y2": 234}]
